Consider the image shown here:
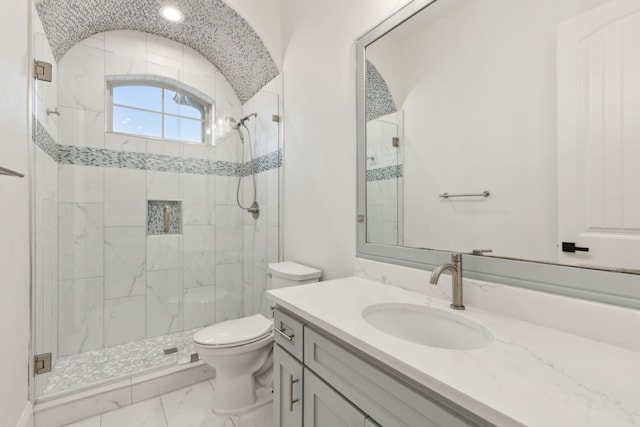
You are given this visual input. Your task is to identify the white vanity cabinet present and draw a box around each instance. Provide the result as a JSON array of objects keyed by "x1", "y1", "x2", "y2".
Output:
[{"x1": 273, "y1": 307, "x2": 492, "y2": 427}]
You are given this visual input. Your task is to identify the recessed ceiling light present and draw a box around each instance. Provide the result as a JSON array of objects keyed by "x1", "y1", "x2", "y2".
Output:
[{"x1": 160, "y1": 6, "x2": 184, "y2": 23}]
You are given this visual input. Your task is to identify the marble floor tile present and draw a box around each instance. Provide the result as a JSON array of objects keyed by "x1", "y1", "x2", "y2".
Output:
[
  {"x1": 101, "y1": 398, "x2": 167, "y2": 427},
  {"x1": 61, "y1": 379, "x2": 273, "y2": 427},
  {"x1": 236, "y1": 403, "x2": 273, "y2": 427},
  {"x1": 161, "y1": 381, "x2": 236, "y2": 427},
  {"x1": 62, "y1": 416, "x2": 100, "y2": 427}
]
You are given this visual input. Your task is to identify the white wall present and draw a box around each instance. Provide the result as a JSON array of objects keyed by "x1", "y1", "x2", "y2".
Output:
[
  {"x1": 398, "y1": 0, "x2": 610, "y2": 262},
  {"x1": 0, "y1": 0, "x2": 32, "y2": 424},
  {"x1": 280, "y1": 0, "x2": 410, "y2": 279}
]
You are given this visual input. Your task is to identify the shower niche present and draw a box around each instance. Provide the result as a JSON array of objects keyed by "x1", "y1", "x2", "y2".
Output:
[{"x1": 147, "y1": 200, "x2": 182, "y2": 235}]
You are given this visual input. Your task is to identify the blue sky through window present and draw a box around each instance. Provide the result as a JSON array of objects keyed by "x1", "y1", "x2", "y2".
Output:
[{"x1": 111, "y1": 83, "x2": 209, "y2": 143}]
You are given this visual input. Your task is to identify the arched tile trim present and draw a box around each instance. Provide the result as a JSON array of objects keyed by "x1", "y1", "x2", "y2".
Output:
[
  {"x1": 366, "y1": 61, "x2": 398, "y2": 122},
  {"x1": 34, "y1": 0, "x2": 278, "y2": 103}
]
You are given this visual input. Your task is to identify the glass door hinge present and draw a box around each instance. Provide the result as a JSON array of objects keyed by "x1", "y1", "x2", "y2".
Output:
[{"x1": 34, "y1": 353, "x2": 52, "y2": 375}]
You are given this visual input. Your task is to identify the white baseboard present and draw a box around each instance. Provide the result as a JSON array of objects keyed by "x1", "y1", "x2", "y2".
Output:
[{"x1": 16, "y1": 401, "x2": 34, "y2": 427}]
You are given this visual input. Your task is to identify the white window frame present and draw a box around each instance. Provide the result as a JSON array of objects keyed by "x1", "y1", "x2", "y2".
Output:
[{"x1": 107, "y1": 77, "x2": 214, "y2": 145}]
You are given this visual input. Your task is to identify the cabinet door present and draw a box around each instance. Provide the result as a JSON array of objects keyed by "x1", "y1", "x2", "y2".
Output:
[
  {"x1": 274, "y1": 345, "x2": 303, "y2": 427},
  {"x1": 304, "y1": 368, "x2": 366, "y2": 427}
]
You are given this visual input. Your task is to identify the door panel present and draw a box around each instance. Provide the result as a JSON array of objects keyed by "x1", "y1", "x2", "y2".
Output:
[{"x1": 558, "y1": 0, "x2": 640, "y2": 269}]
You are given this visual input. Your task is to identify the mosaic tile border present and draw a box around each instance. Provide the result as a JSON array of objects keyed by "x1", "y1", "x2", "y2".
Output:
[
  {"x1": 240, "y1": 150, "x2": 282, "y2": 177},
  {"x1": 366, "y1": 61, "x2": 398, "y2": 122},
  {"x1": 33, "y1": 119, "x2": 280, "y2": 177},
  {"x1": 33, "y1": 117, "x2": 59, "y2": 161},
  {"x1": 35, "y1": 0, "x2": 279, "y2": 103},
  {"x1": 367, "y1": 164, "x2": 403, "y2": 182}
]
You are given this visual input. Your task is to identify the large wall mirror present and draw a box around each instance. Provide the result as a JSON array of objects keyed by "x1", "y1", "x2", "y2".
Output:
[{"x1": 356, "y1": 0, "x2": 640, "y2": 309}]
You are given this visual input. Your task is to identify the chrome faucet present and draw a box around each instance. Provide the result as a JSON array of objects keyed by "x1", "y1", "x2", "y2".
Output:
[{"x1": 429, "y1": 253, "x2": 465, "y2": 310}]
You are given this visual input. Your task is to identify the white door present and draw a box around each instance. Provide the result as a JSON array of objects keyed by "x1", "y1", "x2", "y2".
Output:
[{"x1": 558, "y1": 0, "x2": 640, "y2": 270}]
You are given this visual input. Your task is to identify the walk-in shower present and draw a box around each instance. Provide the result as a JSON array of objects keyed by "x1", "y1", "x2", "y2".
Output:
[
  {"x1": 31, "y1": 9, "x2": 282, "y2": 409},
  {"x1": 228, "y1": 113, "x2": 260, "y2": 219}
]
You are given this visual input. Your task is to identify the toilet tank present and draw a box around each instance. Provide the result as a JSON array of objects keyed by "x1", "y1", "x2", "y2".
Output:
[{"x1": 268, "y1": 262, "x2": 321, "y2": 288}]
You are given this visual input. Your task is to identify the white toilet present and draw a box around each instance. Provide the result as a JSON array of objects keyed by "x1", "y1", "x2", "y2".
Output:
[{"x1": 193, "y1": 261, "x2": 321, "y2": 415}]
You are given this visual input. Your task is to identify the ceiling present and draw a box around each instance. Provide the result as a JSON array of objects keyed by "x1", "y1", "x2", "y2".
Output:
[{"x1": 34, "y1": 0, "x2": 279, "y2": 103}]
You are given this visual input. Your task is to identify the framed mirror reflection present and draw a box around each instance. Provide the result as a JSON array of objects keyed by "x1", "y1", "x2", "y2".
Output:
[{"x1": 356, "y1": 0, "x2": 640, "y2": 308}]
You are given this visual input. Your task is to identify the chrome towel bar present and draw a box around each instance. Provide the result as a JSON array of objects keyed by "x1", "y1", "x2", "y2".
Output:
[{"x1": 439, "y1": 190, "x2": 490, "y2": 199}]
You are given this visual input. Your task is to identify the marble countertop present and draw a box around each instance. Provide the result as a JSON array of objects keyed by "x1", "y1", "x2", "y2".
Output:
[{"x1": 267, "y1": 277, "x2": 640, "y2": 427}]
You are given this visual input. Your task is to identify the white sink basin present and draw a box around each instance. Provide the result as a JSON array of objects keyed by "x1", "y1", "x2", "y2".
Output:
[{"x1": 362, "y1": 303, "x2": 493, "y2": 350}]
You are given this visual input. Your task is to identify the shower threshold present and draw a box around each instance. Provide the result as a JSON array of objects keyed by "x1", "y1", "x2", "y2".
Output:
[{"x1": 41, "y1": 328, "x2": 203, "y2": 398}]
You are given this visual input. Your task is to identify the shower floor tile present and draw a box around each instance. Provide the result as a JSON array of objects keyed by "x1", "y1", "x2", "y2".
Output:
[{"x1": 44, "y1": 328, "x2": 202, "y2": 396}]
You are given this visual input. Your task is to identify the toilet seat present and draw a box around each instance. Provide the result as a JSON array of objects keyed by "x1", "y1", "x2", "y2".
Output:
[{"x1": 194, "y1": 314, "x2": 273, "y2": 349}]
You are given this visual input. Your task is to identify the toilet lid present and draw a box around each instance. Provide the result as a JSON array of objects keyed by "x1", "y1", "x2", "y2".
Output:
[{"x1": 193, "y1": 314, "x2": 273, "y2": 346}]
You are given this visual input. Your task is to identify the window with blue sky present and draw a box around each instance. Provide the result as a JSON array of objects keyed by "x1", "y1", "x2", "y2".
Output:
[{"x1": 110, "y1": 83, "x2": 212, "y2": 144}]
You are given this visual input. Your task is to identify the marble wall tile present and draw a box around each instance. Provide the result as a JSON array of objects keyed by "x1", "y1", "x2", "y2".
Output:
[
  {"x1": 183, "y1": 173, "x2": 215, "y2": 226},
  {"x1": 267, "y1": 226, "x2": 280, "y2": 266},
  {"x1": 147, "y1": 235, "x2": 182, "y2": 271},
  {"x1": 59, "y1": 278, "x2": 104, "y2": 356},
  {"x1": 58, "y1": 203, "x2": 104, "y2": 280},
  {"x1": 251, "y1": 267, "x2": 268, "y2": 317},
  {"x1": 381, "y1": 179, "x2": 399, "y2": 222},
  {"x1": 146, "y1": 139, "x2": 181, "y2": 157},
  {"x1": 146, "y1": 270, "x2": 182, "y2": 338},
  {"x1": 105, "y1": 52, "x2": 148, "y2": 76},
  {"x1": 215, "y1": 175, "x2": 238, "y2": 206},
  {"x1": 182, "y1": 143, "x2": 213, "y2": 161},
  {"x1": 183, "y1": 286, "x2": 216, "y2": 330},
  {"x1": 251, "y1": 216, "x2": 267, "y2": 270},
  {"x1": 105, "y1": 167, "x2": 146, "y2": 227},
  {"x1": 146, "y1": 170, "x2": 182, "y2": 200},
  {"x1": 183, "y1": 225, "x2": 215, "y2": 289},
  {"x1": 146, "y1": 34, "x2": 184, "y2": 62},
  {"x1": 215, "y1": 263, "x2": 243, "y2": 322},
  {"x1": 242, "y1": 224, "x2": 254, "y2": 286},
  {"x1": 58, "y1": 107, "x2": 105, "y2": 148},
  {"x1": 104, "y1": 295, "x2": 146, "y2": 347},
  {"x1": 104, "y1": 30, "x2": 147, "y2": 60},
  {"x1": 104, "y1": 227, "x2": 146, "y2": 299},
  {"x1": 58, "y1": 43, "x2": 105, "y2": 112},
  {"x1": 215, "y1": 206, "x2": 243, "y2": 265},
  {"x1": 104, "y1": 133, "x2": 147, "y2": 153},
  {"x1": 58, "y1": 164, "x2": 104, "y2": 203}
]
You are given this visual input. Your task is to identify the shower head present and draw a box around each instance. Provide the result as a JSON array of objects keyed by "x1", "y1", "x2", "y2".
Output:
[
  {"x1": 226, "y1": 113, "x2": 257, "y2": 131},
  {"x1": 226, "y1": 116, "x2": 241, "y2": 130}
]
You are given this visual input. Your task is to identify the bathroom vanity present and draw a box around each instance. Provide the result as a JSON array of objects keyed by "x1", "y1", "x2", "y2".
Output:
[
  {"x1": 268, "y1": 275, "x2": 640, "y2": 427},
  {"x1": 272, "y1": 307, "x2": 487, "y2": 426}
]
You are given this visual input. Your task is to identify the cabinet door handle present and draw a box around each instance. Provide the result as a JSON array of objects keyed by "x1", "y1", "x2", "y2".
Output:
[
  {"x1": 275, "y1": 327, "x2": 294, "y2": 342},
  {"x1": 289, "y1": 374, "x2": 299, "y2": 412}
]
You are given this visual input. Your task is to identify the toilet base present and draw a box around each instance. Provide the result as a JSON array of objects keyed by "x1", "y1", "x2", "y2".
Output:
[{"x1": 212, "y1": 385, "x2": 273, "y2": 416}]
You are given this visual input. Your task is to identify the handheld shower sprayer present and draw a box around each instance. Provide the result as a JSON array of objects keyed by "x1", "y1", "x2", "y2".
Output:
[
  {"x1": 228, "y1": 113, "x2": 260, "y2": 219},
  {"x1": 227, "y1": 113, "x2": 258, "y2": 131}
]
